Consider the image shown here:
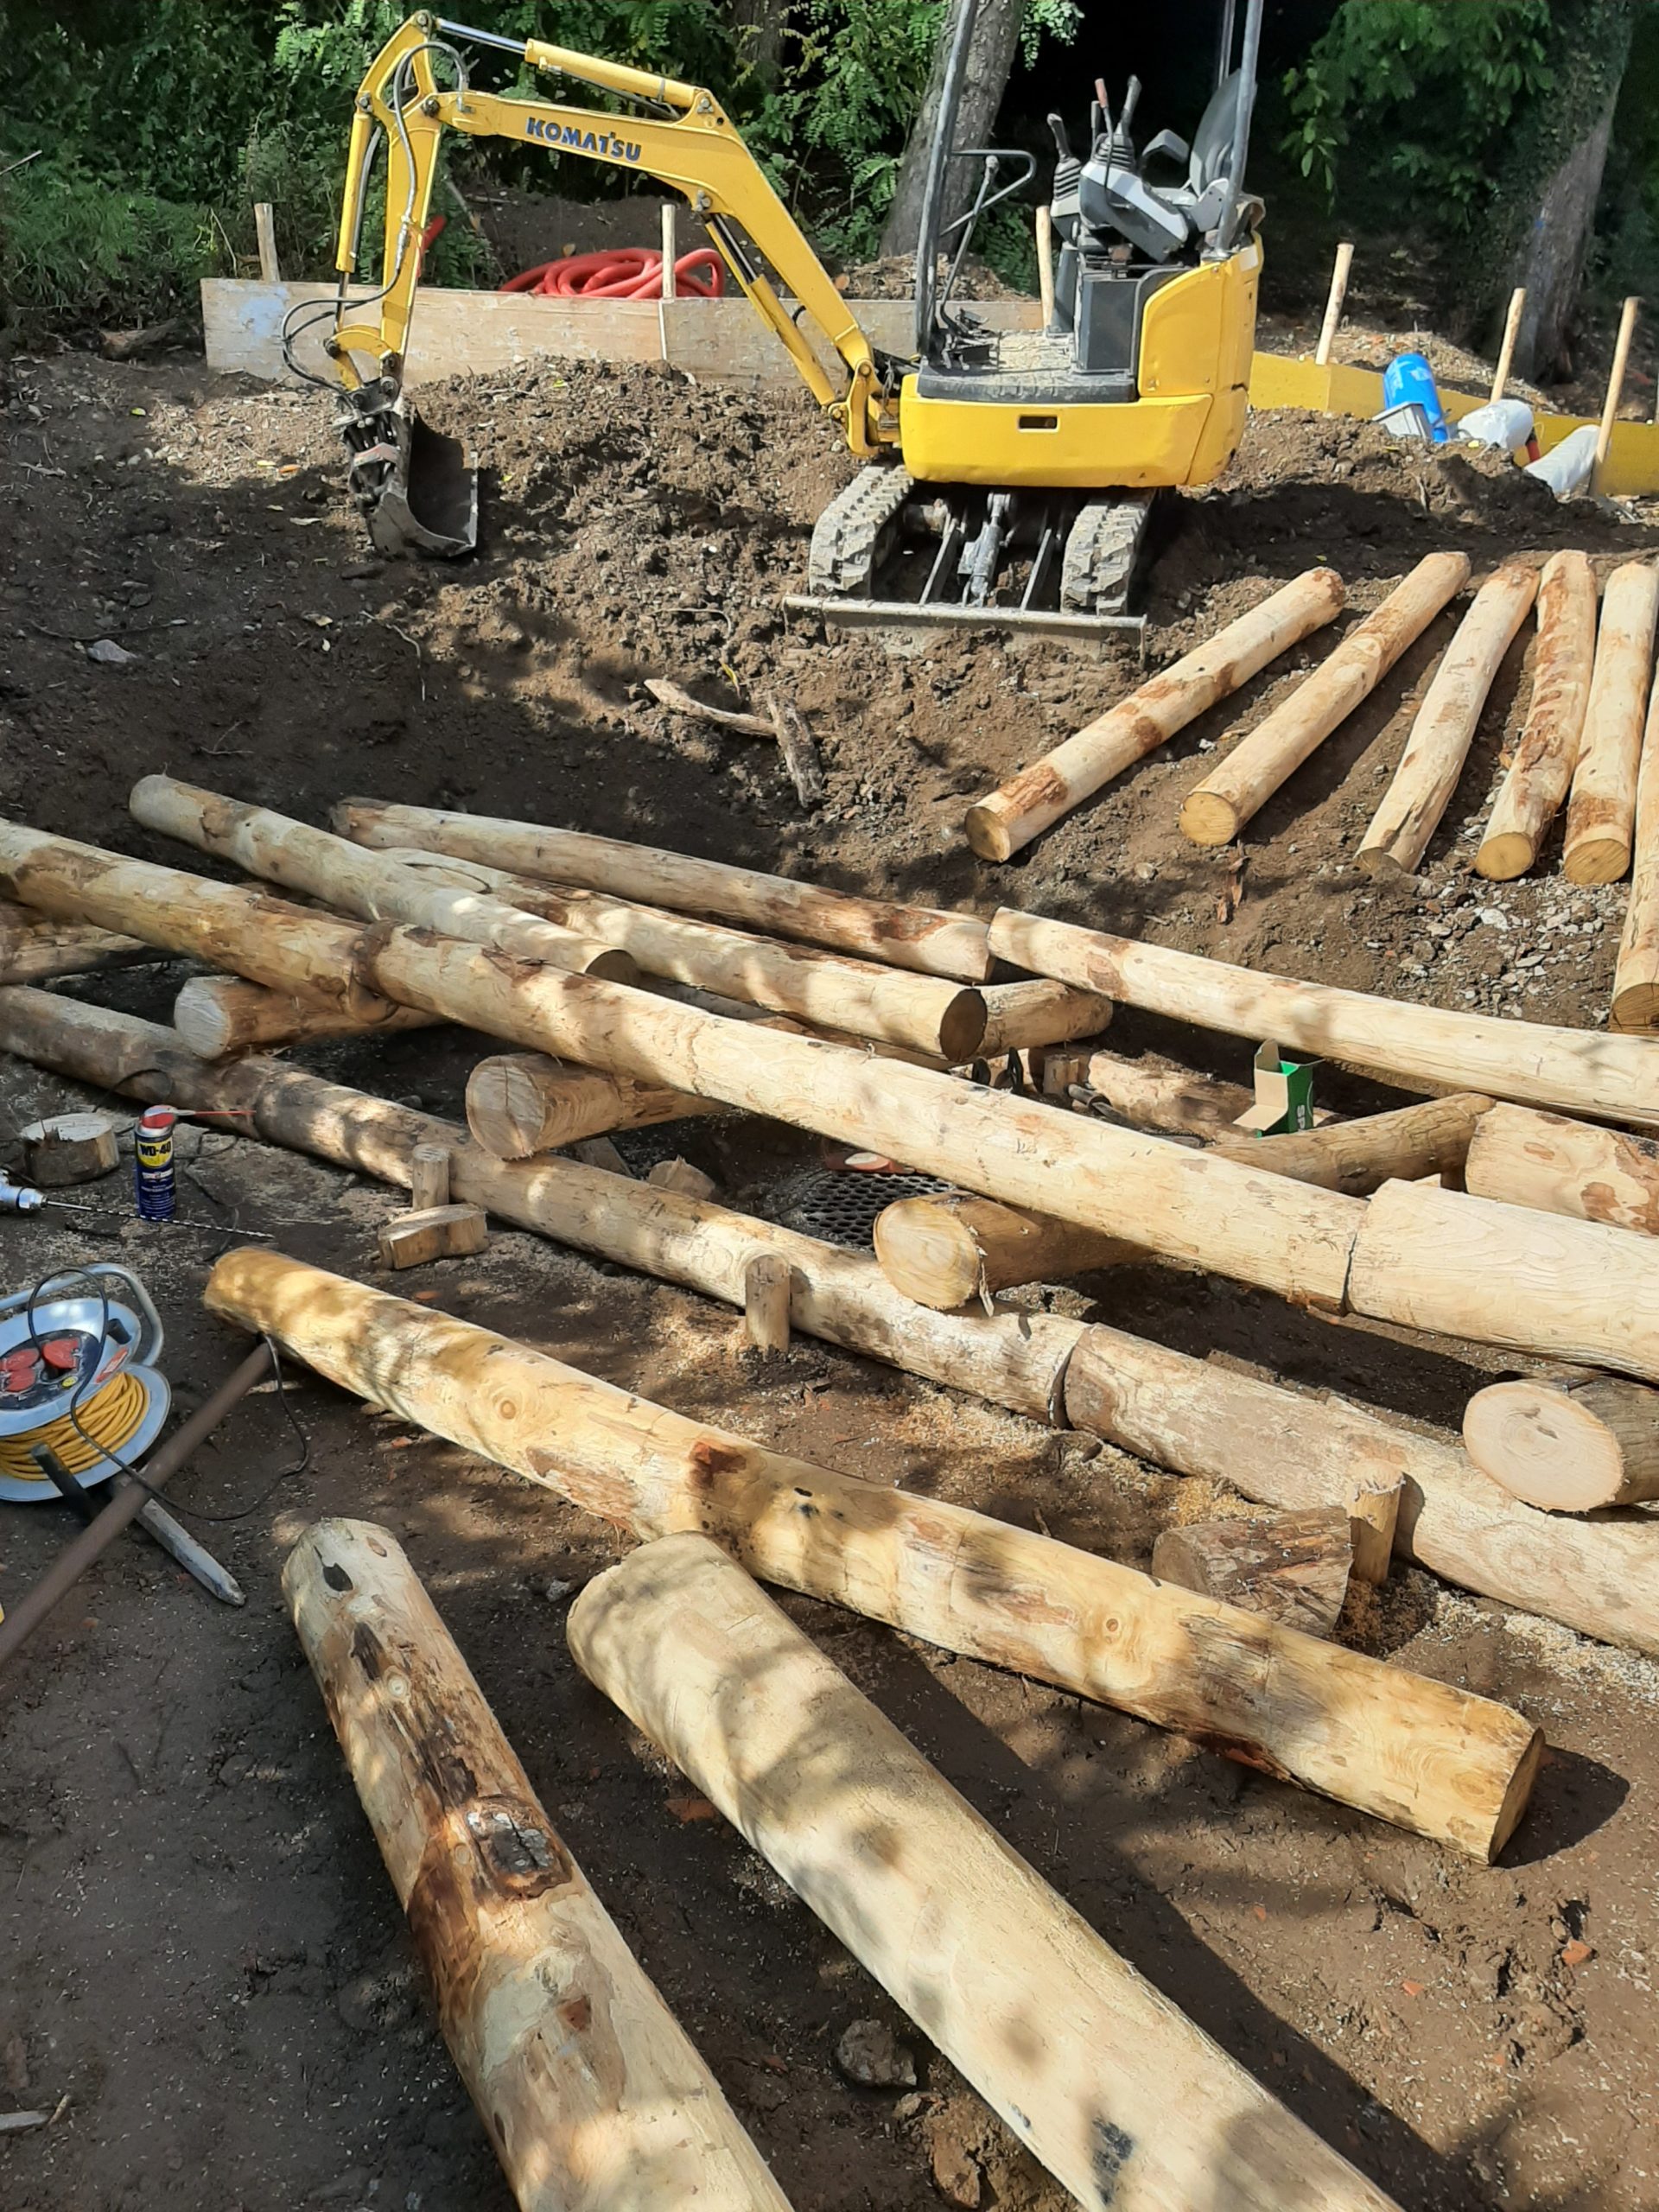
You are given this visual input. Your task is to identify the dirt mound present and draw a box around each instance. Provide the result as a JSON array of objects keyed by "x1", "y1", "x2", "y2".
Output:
[{"x1": 839, "y1": 251, "x2": 1025, "y2": 301}]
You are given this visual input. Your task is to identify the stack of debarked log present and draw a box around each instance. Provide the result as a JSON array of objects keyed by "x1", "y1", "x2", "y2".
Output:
[{"x1": 10, "y1": 786, "x2": 1659, "y2": 2198}]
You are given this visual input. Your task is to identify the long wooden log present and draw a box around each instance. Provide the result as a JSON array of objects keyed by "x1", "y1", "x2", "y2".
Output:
[
  {"x1": 1562, "y1": 559, "x2": 1659, "y2": 885},
  {"x1": 467, "y1": 1052, "x2": 715, "y2": 1157},
  {"x1": 333, "y1": 798, "x2": 995, "y2": 982},
  {"x1": 873, "y1": 1192, "x2": 1137, "y2": 1310},
  {"x1": 963, "y1": 569, "x2": 1346, "y2": 861},
  {"x1": 133, "y1": 783, "x2": 987, "y2": 1060},
  {"x1": 283, "y1": 1518, "x2": 794, "y2": 2212},
  {"x1": 175, "y1": 974, "x2": 440, "y2": 1058},
  {"x1": 1475, "y1": 550, "x2": 1598, "y2": 880},
  {"x1": 206, "y1": 1248, "x2": 1541, "y2": 1857},
  {"x1": 1039, "y1": 1044, "x2": 1255, "y2": 1136},
  {"x1": 988, "y1": 906, "x2": 1659, "y2": 1132},
  {"x1": 1357, "y1": 562, "x2": 1538, "y2": 879},
  {"x1": 568, "y1": 1534, "x2": 1406, "y2": 2212},
  {"x1": 1464, "y1": 1100, "x2": 1659, "y2": 1233},
  {"x1": 1611, "y1": 667, "x2": 1659, "y2": 1031},
  {"x1": 1463, "y1": 1372, "x2": 1659, "y2": 1511},
  {"x1": 1180, "y1": 554, "x2": 1471, "y2": 847},
  {"x1": 972, "y1": 977, "x2": 1114, "y2": 1054},
  {"x1": 0, "y1": 919, "x2": 155, "y2": 983},
  {"x1": 0, "y1": 819, "x2": 1363, "y2": 1306},
  {"x1": 1217, "y1": 1094, "x2": 1493, "y2": 1194},
  {"x1": 10, "y1": 988, "x2": 1659, "y2": 1650}
]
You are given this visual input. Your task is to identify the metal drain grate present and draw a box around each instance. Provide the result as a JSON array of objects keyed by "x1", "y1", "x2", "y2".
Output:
[{"x1": 767, "y1": 1168, "x2": 957, "y2": 1249}]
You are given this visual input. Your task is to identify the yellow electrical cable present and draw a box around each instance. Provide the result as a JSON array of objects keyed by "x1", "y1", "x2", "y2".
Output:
[{"x1": 0, "y1": 1370, "x2": 152, "y2": 1485}]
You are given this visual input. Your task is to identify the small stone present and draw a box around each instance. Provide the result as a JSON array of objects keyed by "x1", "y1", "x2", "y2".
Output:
[
  {"x1": 86, "y1": 637, "x2": 137, "y2": 664},
  {"x1": 930, "y1": 2136, "x2": 982, "y2": 2208},
  {"x1": 1476, "y1": 907, "x2": 1510, "y2": 930},
  {"x1": 835, "y1": 2018, "x2": 917, "y2": 2088}
]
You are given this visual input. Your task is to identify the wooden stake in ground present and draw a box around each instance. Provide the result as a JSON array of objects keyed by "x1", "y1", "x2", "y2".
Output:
[
  {"x1": 283, "y1": 1518, "x2": 795, "y2": 2212},
  {"x1": 253, "y1": 202, "x2": 280, "y2": 284},
  {"x1": 14, "y1": 988, "x2": 1659, "y2": 1653},
  {"x1": 1464, "y1": 1101, "x2": 1659, "y2": 1233},
  {"x1": 204, "y1": 1247, "x2": 1542, "y2": 1857},
  {"x1": 874, "y1": 1192, "x2": 1136, "y2": 1310},
  {"x1": 988, "y1": 905, "x2": 1659, "y2": 1133},
  {"x1": 1562, "y1": 559, "x2": 1659, "y2": 885},
  {"x1": 963, "y1": 568, "x2": 1345, "y2": 861},
  {"x1": 334, "y1": 798, "x2": 995, "y2": 982},
  {"x1": 406, "y1": 1144, "x2": 451, "y2": 1211},
  {"x1": 1151, "y1": 1507, "x2": 1354, "y2": 1637},
  {"x1": 1612, "y1": 667, "x2": 1659, "y2": 1030},
  {"x1": 174, "y1": 975, "x2": 440, "y2": 1058},
  {"x1": 1035, "y1": 202, "x2": 1056, "y2": 325},
  {"x1": 1314, "y1": 241, "x2": 1354, "y2": 366},
  {"x1": 1179, "y1": 553, "x2": 1471, "y2": 847},
  {"x1": 1491, "y1": 288, "x2": 1527, "y2": 404},
  {"x1": 1592, "y1": 294, "x2": 1641, "y2": 494},
  {"x1": 467, "y1": 1052, "x2": 714, "y2": 1158},
  {"x1": 569, "y1": 1534, "x2": 1404, "y2": 2212},
  {"x1": 1475, "y1": 550, "x2": 1599, "y2": 880},
  {"x1": 1463, "y1": 1372, "x2": 1659, "y2": 1512},
  {"x1": 1357, "y1": 562, "x2": 1538, "y2": 878}
]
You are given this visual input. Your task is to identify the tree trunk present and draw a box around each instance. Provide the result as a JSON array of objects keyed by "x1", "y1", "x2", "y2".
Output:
[
  {"x1": 207, "y1": 1248, "x2": 1542, "y2": 1858},
  {"x1": 283, "y1": 1519, "x2": 793, "y2": 2212},
  {"x1": 1507, "y1": 89, "x2": 1622, "y2": 380},
  {"x1": 880, "y1": 0, "x2": 1031, "y2": 262},
  {"x1": 568, "y1": 1534, "x2": 1408, "y2": 2212}
]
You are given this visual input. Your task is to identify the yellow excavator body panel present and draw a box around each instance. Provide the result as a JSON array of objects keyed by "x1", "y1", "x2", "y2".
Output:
[{"x1": 896, "y1": 243, "x2": 1262, "y2": 490}]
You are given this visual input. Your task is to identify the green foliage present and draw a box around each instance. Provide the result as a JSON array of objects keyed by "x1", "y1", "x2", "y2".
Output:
[
  {"x1": 0, "y1": 159, "x2": 213, "y2": 322},
  {"x1": 1282, "y1": 1, "x2": 1554, "y2": 222}
]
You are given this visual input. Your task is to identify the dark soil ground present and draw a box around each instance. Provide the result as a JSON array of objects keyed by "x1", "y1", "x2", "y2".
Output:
[{"x1": 3, "y1": 295, "x2": 1659, "y2": 2212}]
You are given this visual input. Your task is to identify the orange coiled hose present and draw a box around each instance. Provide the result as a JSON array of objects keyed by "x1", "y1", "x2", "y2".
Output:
[{"x1": 501, "y1": 246, "x2": 725, "y2": 300}]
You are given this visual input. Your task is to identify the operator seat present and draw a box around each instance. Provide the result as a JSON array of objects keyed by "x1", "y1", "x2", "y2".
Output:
[{"x1": 1079, "y1": 69, "x2": 1244, "y2": 262}]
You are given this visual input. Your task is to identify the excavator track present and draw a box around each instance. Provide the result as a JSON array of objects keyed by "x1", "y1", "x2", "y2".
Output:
[
  {"x1": 1060, "y1": 493, "x2": 1155, "y2": 616},
  {"x1": 808, "y1": 465, "x2": 915, "y2": 596}
]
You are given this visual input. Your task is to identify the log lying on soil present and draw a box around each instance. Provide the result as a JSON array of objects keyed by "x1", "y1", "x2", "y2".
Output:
[
  {"x1": 467, "y1": 1052, "x2": 715, "y2": 1158},
  {"x1": 1475, "y1": 550, "x2": 1599, "y2": 880},
  {"x1": 569, "y1": 1534, "x2": 1405, "y2": 2212},
  {"x1": 989, "y1": 906, "x2": 1659, "y2": 1133},
  {"x1": 1357, "y1": 561, "x2": 1538, "y2": 879},
  {"x1": 963, "y1": 567, "x2": 1347, "y2": 861},
  {"x1": 1039, "y1": 1043, "x2": 1255, "y2": 1136},
  {"x1": 1563, "y1": 559, "x2": 1659, "y2": 885},
  {"x1": 0, "y1": 918, "x2": 155, "y2": 983},
  {"x1": 9, "y1": 988, "x2": 1659, "y2": 1651},
  {"x1": 1180, "y1": 553, "x2": 1471, "y2": 847},
  {"x1": 1151, "y1": 1507, "x2": 1354, "y2": 1637},
  {"x1": 283, "y1": 1518, "x2": 793, "y2": 2212},
  {"x1": 175, "y1": 974, "x2": 440, "y2": 1058},
  {"x1": 971, "y1": 977, "x2": 1115, "y2": 1055},
  {"x1": 1463, "y1": 1372, "x2": 1659, "y2": 1512},
  {"x1": 1611, "y1": 668, "x2": 1659, "y2": 1032},
  {"x1": 137, "y1": 780, "x2": 987, "y2": 1060},
  {"x1": 1464, "y1": 1101, "x2": 1659, "y2": 1233},
  {"x1": 874, "y1": 1192, "x2": 1137, "y2": 1310},
  {"x1": 334, "y1": 798, "x2": 995, "y2": 982},
  {"x1": 1217, "y1": 1093, "x2": 1493, "y2": 1194},
  {"x1": 207, "y1": 1248, "x2": 1542, "y2": 1858}
]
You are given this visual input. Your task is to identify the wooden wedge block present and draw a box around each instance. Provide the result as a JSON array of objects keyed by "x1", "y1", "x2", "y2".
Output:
[
  {"x1": 1152, "y1": 1506, "x2": 1355, "y2": 1637},
  {"x1": 378, "y1": 1203, "x2": 487, "y2": 1269},
  {"x1": 647, "y1": 1157, "x2": 715, "y2": 1199},
  {"x1": 20, "y1": 1111, "x2": 119, "y2": 1186}
]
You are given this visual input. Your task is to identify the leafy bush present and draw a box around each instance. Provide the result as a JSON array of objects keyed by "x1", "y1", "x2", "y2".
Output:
[{"x1": 0, "y1": 158, "x2": 213, "y2": 324}]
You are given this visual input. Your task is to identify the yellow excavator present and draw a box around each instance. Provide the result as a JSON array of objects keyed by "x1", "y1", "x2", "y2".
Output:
[{"x1": 302, "y1": 3, "x2": 1264, "y2": 637}]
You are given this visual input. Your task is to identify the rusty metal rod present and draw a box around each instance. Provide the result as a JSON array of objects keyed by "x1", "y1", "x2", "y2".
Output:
[{"x1": 0, "y1": 1341, "x2": 274, "y2": 1669}]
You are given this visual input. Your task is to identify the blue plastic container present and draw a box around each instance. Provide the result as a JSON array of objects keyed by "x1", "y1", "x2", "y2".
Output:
[{"x1": 1382, "y1": 353, "x2": 1451, "y2": 444}]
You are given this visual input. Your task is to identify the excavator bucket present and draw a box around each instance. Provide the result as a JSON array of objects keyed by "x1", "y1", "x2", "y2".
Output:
[{"x1": 340, "y1": 389, "x2": 478, "y2": 559}]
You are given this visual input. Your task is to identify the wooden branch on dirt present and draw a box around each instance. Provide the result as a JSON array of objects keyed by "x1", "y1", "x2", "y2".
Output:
[
  {"x1": 1151, "y1": 1507, "x2": 1354, "y2": 1637},
  {"x1": 645, "y1": 676, "x2": 772, "y2": 735},
  {"x1": 283, "y1": 1517, "x2": 792, "y2": 2212},
  {"x1": 1612, "y1": 667, "x2": 1659, "y2": 1031},
  {"x1": 973, "y1": 977, "x2": 1114, "y2": 1055},
  {"x1": 467, "y1": 1052, "x2": 715, "y2": 1158},
  {"x1": 1491, "y1": 288, "x2": 1527, "y2": 404},
  {"x1": 174, "y1": 974, "x2": 440, "y2": 1058},
  {"x1": 20, "y1": 1112, "x2": 118, "y2": 1186},
  {"x1": 1179, "y1": 553, "x2": 1471, "y2": 847},
  {"x1": 988, "y1": 905, "x2": 1659, "y2": 1132},
  {"x1": 765, "y1": 694, "x2": 825, "y2": 807},
  {"x1": 1463, "y1": 1371, "x2": 1659, "y2": 1512},
  {"x1": 1562, "y1": 558, "x2": 1659, "y2": 885},
  {"x1": 1357, "y1": 562, "x2": 1538, "y2": 879},
  {"x1": 744, "y1": 1253, "x2": 791, "y2": 1352},
  {"x1": 568, "y1": 1533, "x2": 1408, "y2": 2212},
  {"x1": 1313, "y1": 242, "x2": 1354, "y2": 367},
  {"x1": 378, "y1": 1203, "x2": 487, "y2": 1269},
  {"x1": 963, "y1": 568, "x2": 1346, "y2": 861},
  {"x1": 13, "y1": 988, "x2": 1659, "y2": 1651},
  {"x1": 1217, "y1": 1094, "x2": 1493, "y2": 1195},
  {"x1": 332, "y1": 798, "x2": 995, "y2": 982},
  {"x1": 874, "y1": 1192, "x2": 1137, "y2": 1310},
  {"x1": 1475, "y1": 550, "x2": 1599, "y2": 880},
  {"x1": 1464, "y1": 1101, "x2": 1659, "y2": 1233},
  {"x1": 1593, "y1": 295, "x2": 1641, "y2": 493},
  {"x1": 206, "y1": 1247, "x2": 1541, "y2": 1858}
]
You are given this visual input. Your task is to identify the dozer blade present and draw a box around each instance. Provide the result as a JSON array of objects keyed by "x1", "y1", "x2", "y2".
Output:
[{"x1": 341, "y1": 391, "x2": 478, "y2": 559}]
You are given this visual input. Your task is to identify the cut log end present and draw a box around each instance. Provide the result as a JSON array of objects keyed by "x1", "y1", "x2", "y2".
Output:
[
  {"x1": 1356, "y1": 843, "x2": 1413, "y2": 882},
  {"x1": 1563, "y1": 837, "x2": 1632, "y2": 887},
  {"x1": 1611, "y1": 978, "x2": 1659, "y2": 1033},
  {"x1": 1463, "y1": 1373, "x2": 1659, "y2": 1512},
  {"x1": 963, "y1": 802, "x2": 1016, "y2": 864},
  {"x1": 1473, "y1": 830, "x2": 1535, "y2": 882},
  {"x1": 1179, "y1": 791, "x2": 1241, "y2": 848}
]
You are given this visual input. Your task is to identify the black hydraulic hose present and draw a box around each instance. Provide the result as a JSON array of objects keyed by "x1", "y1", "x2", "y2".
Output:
[{"x1": 913, "y1": 0, "x2": 980, "y2": 358}]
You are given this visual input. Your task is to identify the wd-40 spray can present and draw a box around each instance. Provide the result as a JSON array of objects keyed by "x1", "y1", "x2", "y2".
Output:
[{"x1": 134, "y1": 1106, "x2": 178, "y2": 1221}]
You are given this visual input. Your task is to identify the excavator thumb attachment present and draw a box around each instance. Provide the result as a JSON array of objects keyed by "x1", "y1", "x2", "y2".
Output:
[{"x1": 336, "y1": 382, "x2": 478, "y2": 559}]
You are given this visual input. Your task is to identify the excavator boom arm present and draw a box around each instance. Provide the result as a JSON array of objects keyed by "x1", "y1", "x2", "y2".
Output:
[{"x1": 327, "y1": 14, "x2": 893, "y2": 454}]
